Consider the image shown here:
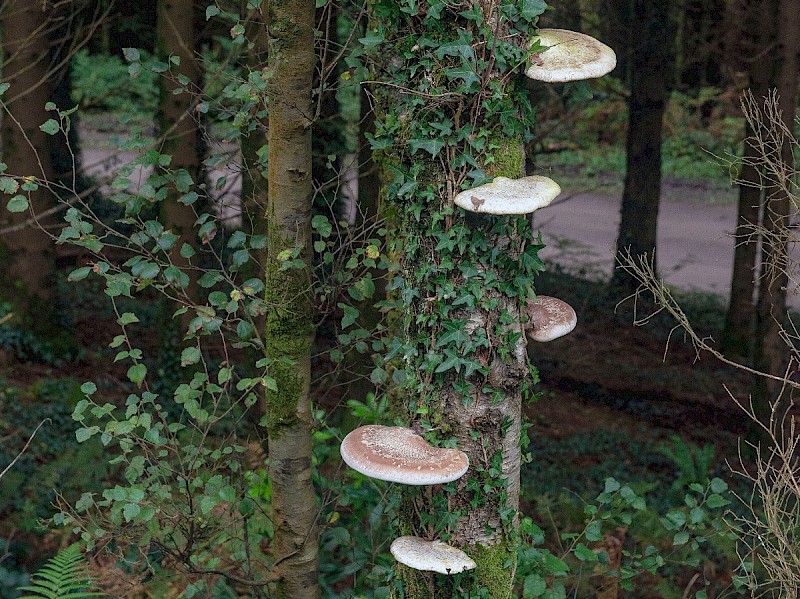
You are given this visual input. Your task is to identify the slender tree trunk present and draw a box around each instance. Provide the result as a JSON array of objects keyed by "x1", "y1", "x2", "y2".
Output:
[
  {"x1": 157, "y1": 0, "x2": 202, "y2": 300},
  {"x1": 264, "y1": 0, "x2": 319, "y2": 597},
  {"x1": 721, "y1": 0, "x2": 775, "y2": 358},
  {"x1": 752, "y1": 0, "x2": 800, "y2": 424},
  {"x1": 612, "y1": 0, "x2": 677, "y2": 291},
  {"x1": 0, "y1": 0, "x2": 57, "y2": 318}
]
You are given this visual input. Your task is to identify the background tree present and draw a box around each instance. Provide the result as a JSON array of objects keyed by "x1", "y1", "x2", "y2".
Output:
[
  {"x1": 751, "y1": 0, "x2": 800, "y2": 425},
  {"x1": 721, "y1": 0, "x2": 776, "y2": 357},
  {"x1": 0, "y1": 0, "x2": 59, "y2": 320},
  {"x1": 612, "y1": 0, "x2": 678, "y2": 291}
]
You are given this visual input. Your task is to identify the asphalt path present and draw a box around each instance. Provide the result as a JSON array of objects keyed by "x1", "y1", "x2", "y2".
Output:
[{"x1": 82, "y1": 145, "x2": 791, "y2": 308}]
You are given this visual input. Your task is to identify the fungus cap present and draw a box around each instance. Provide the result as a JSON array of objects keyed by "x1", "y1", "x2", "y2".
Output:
[
  {"x1": 526, "y1": 29, "x2": 617, "y2": 83},
  {"x1": 524, "y1": 295, "x2": 577, "y2": 342},
  {"x1": 340, "y1": 425, "x2": 469, "y2": 485},
  {"x1": 390, "y1": 536, "x2": 477, "y2": 575},
  {"x1": 453, "y1": 176, "x2": 561, "y2": 215}
]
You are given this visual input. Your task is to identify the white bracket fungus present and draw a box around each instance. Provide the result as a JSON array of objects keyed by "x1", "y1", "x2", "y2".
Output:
[
  {"x1": 526, "y1": 29, "x2": 617, "y2": 83},
  {"x1": 340, "y1": 425, "x2": 469, "y2": 485},
  {"x1": 390, "y1": 536, "x2": 477, "y2": 575},
  {"x1": 453, "y1": 176, "x2": 561, "y2": 215},
  {"x1": 524, "y1": 295, "x2": 578, "y2": 342}
]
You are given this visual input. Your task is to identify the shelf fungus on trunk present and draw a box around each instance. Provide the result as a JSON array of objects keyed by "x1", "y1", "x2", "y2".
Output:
[
  {"x1": 524, "y1": 295, "x2": 578, "y2": 342},
  {"x1": 390, "y1": 536, "x2": 477, "y2": 575},
  {"x1": 340, "y1": 425, "x2": 469, "y2": 485},
  {"x1": 526, "y1": 29, "x2": 617, "y2": 83},
  {"x1": 453, "y1": 175, "x2": 561, "y2": 215}
]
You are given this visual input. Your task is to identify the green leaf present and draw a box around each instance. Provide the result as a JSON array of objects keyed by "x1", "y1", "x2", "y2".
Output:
[
  {"x1": 127, "y1": 363, "x2": 147, "y2": 386},
  {"x1": 706, "y1": 493, "x2": 730, "y2": 508},
  {"x1": 117, "y1": 312, "x2": 140, "y2": 326},
  {"x1": 39, "y1": 119, "x2": 60, "y2": 135},
  {"x1": 573, "y1": 543, "x2": 598, "y2": 562},
  {"x1": 181, "y1": 346, "x2": 201, "y2": 366},
  {"x1": 122, "y1": 47, "x2": 140, "y2": 62},
  {"x1": 123, "y1": 503, "x2": 141, "y2": 521},
  {"x1": 206, "y1": 4, "x2": 220, "y2": 19},
  {"x1": 0, "y1": 83, "x2": 9, "y2": 96},
  {"x1": 673, "y1": 531, "x2": 690, "y2": 546},
  {"x1": 521, "y1": 0, "x2": 548, "y2": 19},
  {"x1": 68, "y1": 266, "x2": 92, "y2": 282},
  {"x1": 339, "y1": 304, "x2": 359, "y2": 329},
  {"x1": 523, "y1": 574, "x2": 546, "y2": 598},
  {"x1": 0, "y1": 176, "x2": 18, "y2": 194},
  {"x1": 81, "y1": 382, "x2": 97, "y2": 395},
  {"x1": 6, "y1": 195, "x2": 28, "y2": 213},
  {"x1": 76, "y1": 426, "x2": 98, "y2": 442},
  {"x1": 709, "y1": 477, "x2": 728, "y2": 493},
  {"x1": 409, "y1": 138, "x2": 445, "y2": 157}
]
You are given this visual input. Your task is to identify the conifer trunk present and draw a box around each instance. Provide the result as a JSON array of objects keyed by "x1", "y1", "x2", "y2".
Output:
[
  {"x1": 752, "y1": 0, "x2": 800, "y2": 423},
  {"x1": 156, "y1": 0, "x2": 202, "y2": 300},
  {"x1": 612, "y1": 0, "x2": 677, "y2": 291},
  {"x1": 263, "y1": 0, "x2": 319, "y2": 597},
  {"x1": 0, "y1": 0, "x2": 57, "y2": 315}
]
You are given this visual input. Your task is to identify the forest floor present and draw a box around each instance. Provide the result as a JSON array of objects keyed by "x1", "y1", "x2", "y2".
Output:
[{"x1": 17, "y1": 134, "x2": 764, "y2": 595}]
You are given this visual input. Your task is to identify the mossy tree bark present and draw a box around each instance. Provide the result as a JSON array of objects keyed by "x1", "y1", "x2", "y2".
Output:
[
  {"x1": 0, "y1": 0, "x2": 58, "y2": 320},
  {"x1": 612, "y1": 0, "x2": 677, "y2": 291},
  {"x1": 369, "y1": 2, "x2": 546, "y2": 597},
  {"x1": 156, "y1": 0, "x2": 203, "y2": 301},
  {"x1": 263, "y1": 0, "x2": 319, "y2": 597}
]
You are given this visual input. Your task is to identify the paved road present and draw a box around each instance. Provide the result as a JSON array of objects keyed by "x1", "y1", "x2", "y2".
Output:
[{"x1": 532, "y1": 188, "x2": 800, "y2": 308}]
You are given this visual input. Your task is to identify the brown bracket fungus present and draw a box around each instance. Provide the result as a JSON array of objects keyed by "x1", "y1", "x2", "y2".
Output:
[
  {"x1": 390, "y1": 536, "x2": 477, "y2": 575},
  {"x1": 340, "y1": 425, "x2": 469, "y2": 485},
  {"x1": 453, "y1": 176, "x2": 561, "y2": 215},
  {"x1": 524, "y1": 295, "x2": 577, "y2": 342},
  {"x1": 526, "y1": 29, "x2": 617, "y2": 83}
]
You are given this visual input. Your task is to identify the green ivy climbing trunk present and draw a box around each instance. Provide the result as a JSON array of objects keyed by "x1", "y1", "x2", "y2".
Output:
[
  {"x1": 264, "y1": 0, "x2": 319, "y2": 597},
  {"x1": 368, "y1": 1, "x2": 547, "y2": 597}
]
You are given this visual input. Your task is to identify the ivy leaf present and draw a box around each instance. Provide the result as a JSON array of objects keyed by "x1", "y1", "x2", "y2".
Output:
[
  {"x1": 359, "y1": 29, "x2": 385, "y2": 47},
  {"x1": 339, "y1": 304, "x2": 359, "y2": 329},
  {"x1": 521, "y1": 0, "x2": 548, "y2": 20},
  {"x1": 446, "y1": 64, "x2": 481, "y2": 89},
  {"x1": 409, "y1": 138, "x2": 445, "y2": 157}
]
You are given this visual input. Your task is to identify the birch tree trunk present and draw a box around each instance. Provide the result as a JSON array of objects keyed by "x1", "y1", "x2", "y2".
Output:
[
  {"x1": 264, "y1": 0, "x2": 319, "y2": 597},
  {"x1": 369, "y1": 2, "x2": 547, "y2": 596}
]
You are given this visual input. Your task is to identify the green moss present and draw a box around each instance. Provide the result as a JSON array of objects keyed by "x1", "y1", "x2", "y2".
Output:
[
  {"x1": 485, "y1": 136, "x2": 525, "y2": 179},
  {"x1": 469, "y1": 540, "x2": 516, "y2": 599},
  {"x1": 263, "y1": 228, "x2": 313, "y2": 433}
]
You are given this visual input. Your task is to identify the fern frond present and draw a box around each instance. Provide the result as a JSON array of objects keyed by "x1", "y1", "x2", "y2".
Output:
[{"x1": 17, "y1": 544, "x2": 105, "y2": 599}]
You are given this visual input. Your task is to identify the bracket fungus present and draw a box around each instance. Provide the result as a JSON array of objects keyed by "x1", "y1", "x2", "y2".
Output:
[
  {"x1": 340, "y1": 425, "x2": 469, "y2": 485},
  {"x1": 390, "y1": 536, "x2": 477, "y2": 575},
  {"x1": 524, "y1": 295, "x2": 577, "y2": 342},
  {"x1": 526, "y1": 29, "x2": 617, "y2": 83},
  {"x1": 453, "y1": 175, "x2": 561, "y2": 215}
]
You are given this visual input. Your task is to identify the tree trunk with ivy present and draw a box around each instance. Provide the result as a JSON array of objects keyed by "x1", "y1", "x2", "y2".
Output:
[
  {"x1": 368, "y1": 2, "x2": 547, "y2": 597},
  {"x1": 0, "y1": 0, "x2": 58, "y2": 322},
  {"x1": 263, "y1": 0, "x2": 319, "y2": 597}
]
